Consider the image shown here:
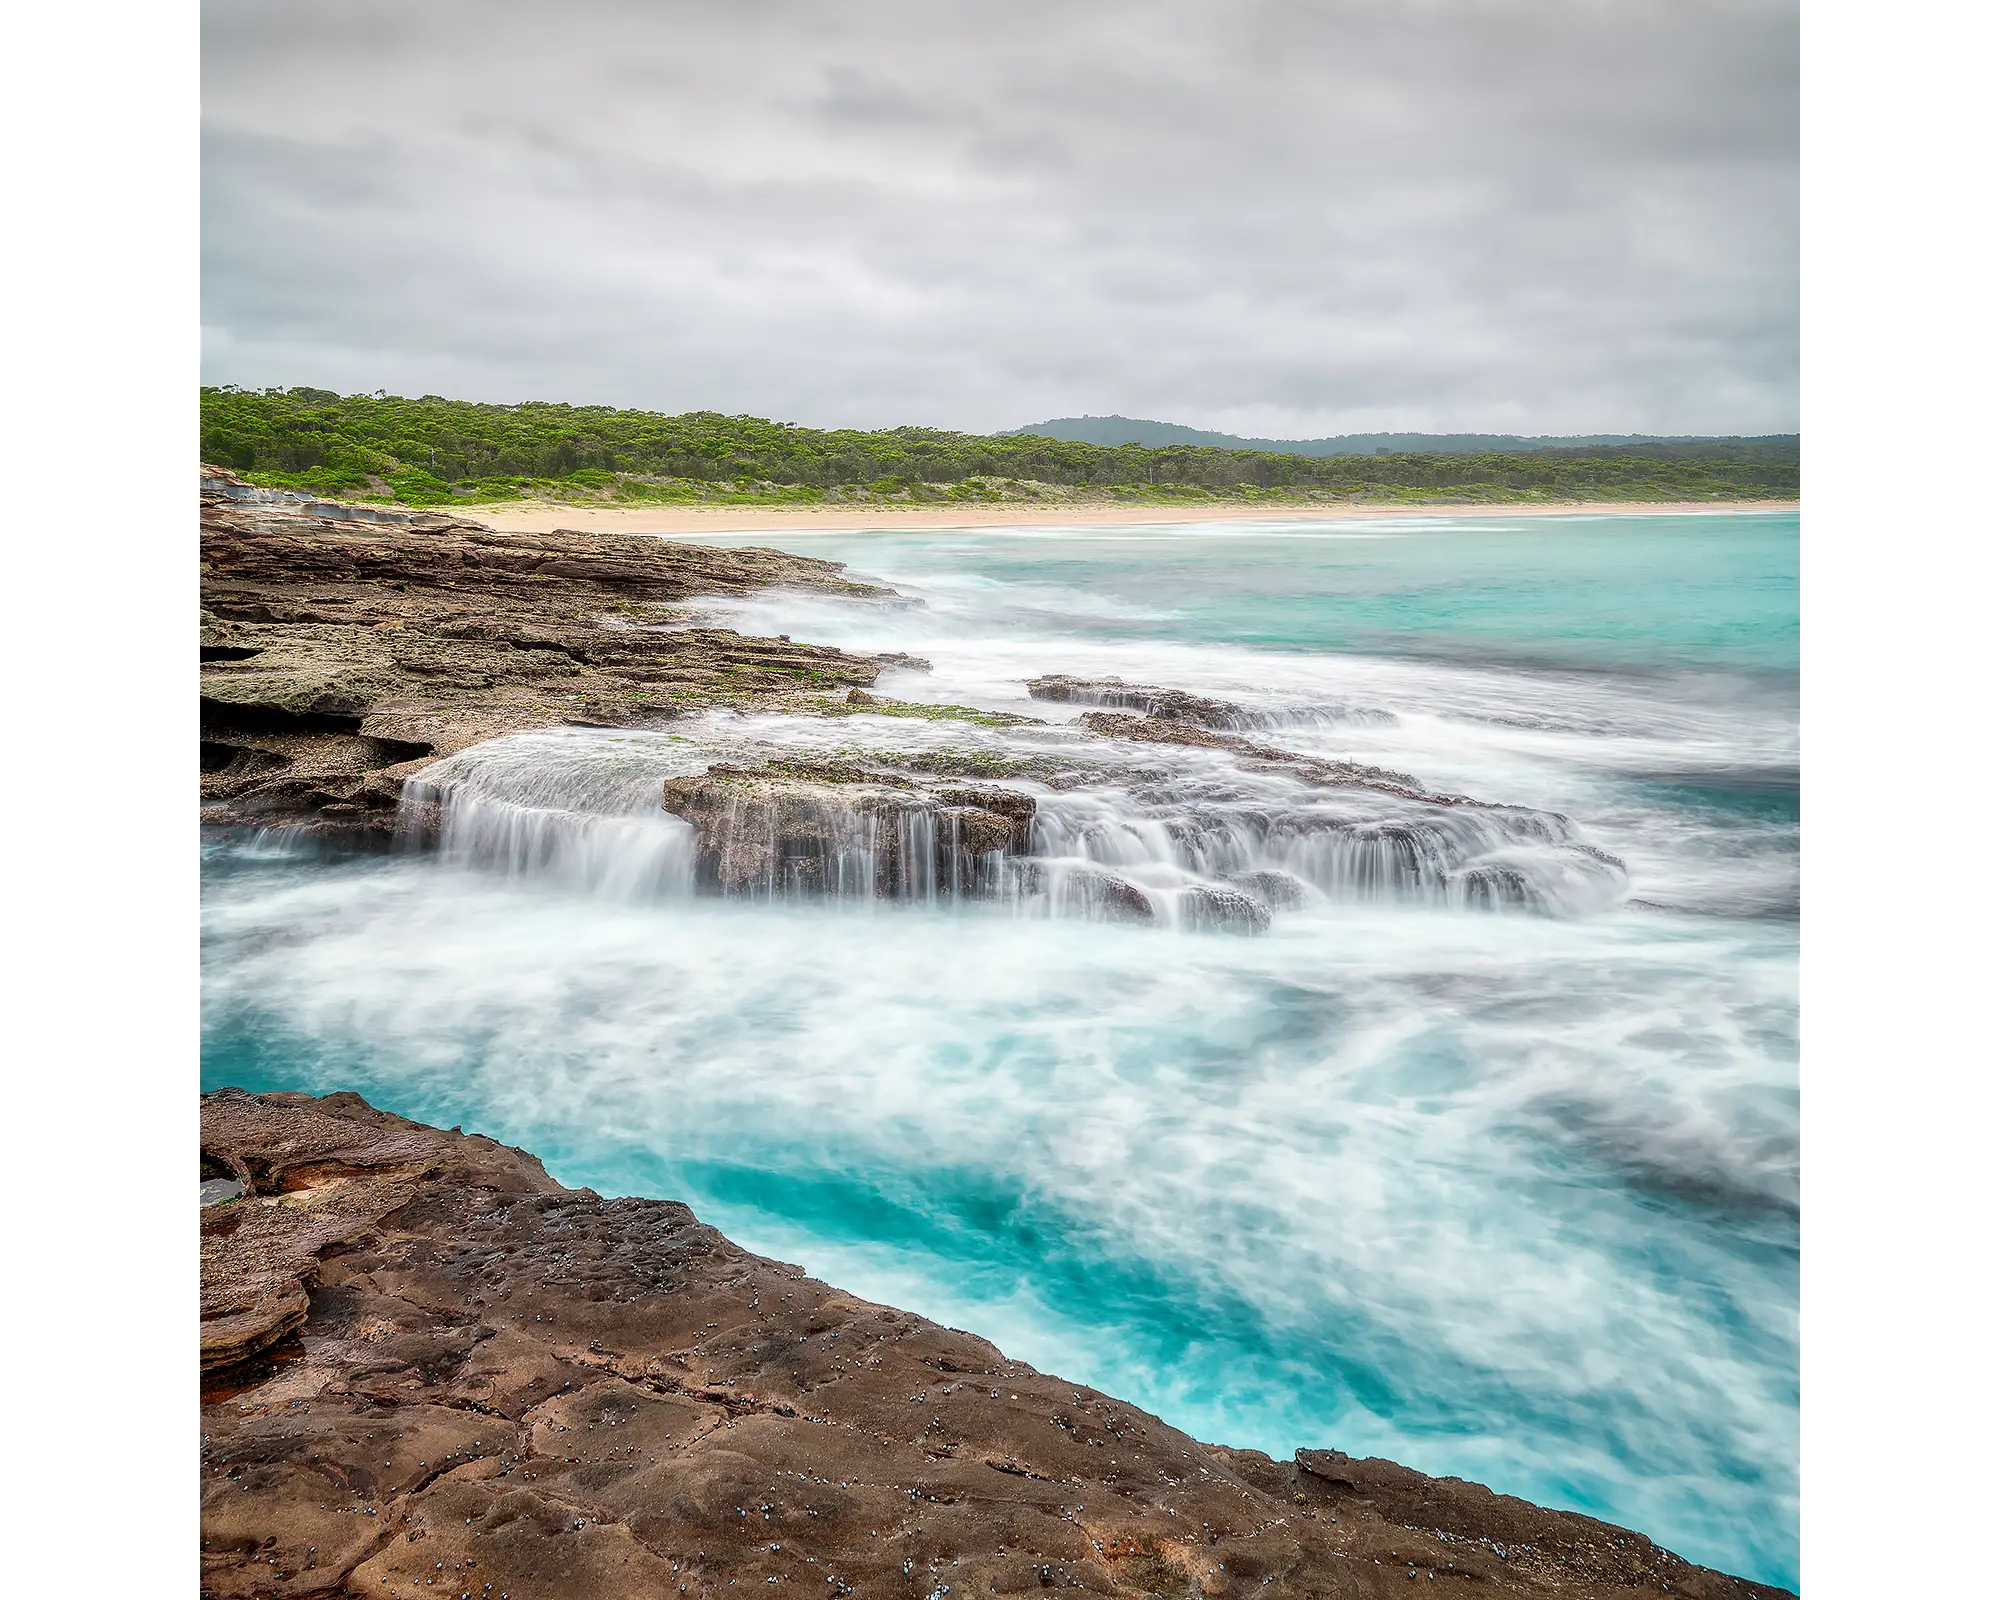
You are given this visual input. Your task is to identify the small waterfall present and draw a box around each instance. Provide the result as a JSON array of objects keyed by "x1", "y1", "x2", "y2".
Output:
[
  {"x1": 399, "y1": 731, "x2": 699, "y2": 902},
  {"x1": 1026, "y1": 786, "x2": 1623, "y2": 915},
  {"x1": 660, "y1": 773, "x2": 1018, "y2": 903},
  {"x1": 426, "y1": 788, "x2": 695, "y2": 900},
  {"x1": 392, "y1": 722, "x2": 1627, "y2": 925},
  {"x1": 1215, "y1": 704, "x2": 1400, "y2": 732}
]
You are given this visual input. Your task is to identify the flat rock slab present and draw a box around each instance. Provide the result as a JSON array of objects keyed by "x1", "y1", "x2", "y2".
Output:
[{"x1": 199, "y1": 1089, "x2": 1789, "y2": 1599}]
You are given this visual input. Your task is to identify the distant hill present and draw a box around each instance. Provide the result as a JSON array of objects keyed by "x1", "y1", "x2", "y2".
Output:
[{"x1": 1008, "y1": 415, "x2": 1795, "y2": 457}]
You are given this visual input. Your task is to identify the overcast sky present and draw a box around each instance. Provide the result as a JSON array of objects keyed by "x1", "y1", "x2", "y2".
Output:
[{"x1": 202, "y1": 0, "x2": 1797, "y2": 437}]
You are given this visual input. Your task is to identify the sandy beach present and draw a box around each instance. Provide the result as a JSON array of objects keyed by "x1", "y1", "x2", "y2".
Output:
[{"x1": 461, "y1": 498, "x2": 1797, "y2": 537}]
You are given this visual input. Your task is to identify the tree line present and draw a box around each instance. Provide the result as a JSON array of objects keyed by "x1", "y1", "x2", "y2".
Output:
[{"x1": 200, "y1": 387, "x2": 1800, "y2": 506}]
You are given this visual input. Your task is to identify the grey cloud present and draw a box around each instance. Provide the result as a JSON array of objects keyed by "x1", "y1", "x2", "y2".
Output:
[{"x1": 202, "y1": 0, "x2": 1796, "y2": 434}]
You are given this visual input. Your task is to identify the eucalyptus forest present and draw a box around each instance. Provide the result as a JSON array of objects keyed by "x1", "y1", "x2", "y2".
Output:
[{"x1": 201, "y1": 387, "x2": 1799, "y2": 507}]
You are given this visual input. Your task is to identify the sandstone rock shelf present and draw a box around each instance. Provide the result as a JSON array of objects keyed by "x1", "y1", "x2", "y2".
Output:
[
  {"x1": 197, "y1": 470, "x2": 1606, "y2": 925},
  {"x1": 199, "y1": 466, "x2": 907, "y2": 838},
  {"x1": 200, "y1": 1090, "x2": 1790, "y2": 1599}
]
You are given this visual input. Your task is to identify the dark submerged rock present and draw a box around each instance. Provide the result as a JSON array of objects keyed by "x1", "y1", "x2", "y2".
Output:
[{"x1": 1030, "y1": 673, "x2": 1400, "y2": 732}]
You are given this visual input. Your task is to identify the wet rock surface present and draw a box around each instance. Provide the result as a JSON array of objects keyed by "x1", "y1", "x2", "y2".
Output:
[
  {"x1": 1029, "y1": 675, "x2": 1250, "y2": 729},
  {"x1": 197, "y1": 464, "x2": 1590, "y2": 920},
  {"x1": 659, "y1": 763, "x2": 1034, "y2": 896},
  {"x1": 1005, "y1": 860, "x2": 1160, "y2": 924},
  {"x1": 1175, "y1": 884, "x2": 1274, "y2": 935},
  {"x1": 199, "y1": 1090, "x2": 1789, "y2": 1600},
  {"x1": 199, "y1": 466, "x2": 898, "y2": 838},
  {"x1": 1071, "y1": 712, "x2": 1438, "y2": 803},
  {"x1": 1221, "y1": 870, "x2": 1316, "y2": 912},
  {"x1": 1030, "y1": 675, "x2": 1397, "y2": 732}
]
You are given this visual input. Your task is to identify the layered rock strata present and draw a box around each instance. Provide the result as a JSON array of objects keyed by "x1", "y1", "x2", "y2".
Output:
[
  {"x1": 200, "y1": 1090, "x2": 1788, "y2": 1600},
  {"x1": 199, "y1": 467, "x2": 901, "y2": 837}
]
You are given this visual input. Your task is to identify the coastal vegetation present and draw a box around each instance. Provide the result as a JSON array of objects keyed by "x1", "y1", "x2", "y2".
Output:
[{"x1": 202, "y1": 387, "x2": 1799, "y2": 509}]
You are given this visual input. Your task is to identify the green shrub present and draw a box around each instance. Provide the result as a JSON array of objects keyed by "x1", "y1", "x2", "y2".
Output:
[{"x1": 385, "y1": 467, "x2": 455, "y2": 506}]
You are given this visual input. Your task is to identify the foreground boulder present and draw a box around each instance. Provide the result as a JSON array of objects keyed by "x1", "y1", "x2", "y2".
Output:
[{"x1": 200, "y1": 1089, "x2": 1791, "y2": 1600}]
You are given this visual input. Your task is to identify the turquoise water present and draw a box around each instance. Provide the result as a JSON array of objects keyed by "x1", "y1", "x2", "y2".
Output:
[
  {"x1": 202, "y1": 512, "x2": 1799, "y2": 1587},
  {"x1": 736, "y1": 512, "x2": 1798, "y2": 673}
]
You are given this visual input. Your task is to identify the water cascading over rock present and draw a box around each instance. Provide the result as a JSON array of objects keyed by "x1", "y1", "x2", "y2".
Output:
[
  {"x1": 394, "y1": 711, "x2": 1627, "y2": 929},
  {"x1": 659, "y1": 765, "x2": 1036, "y2": 900}
]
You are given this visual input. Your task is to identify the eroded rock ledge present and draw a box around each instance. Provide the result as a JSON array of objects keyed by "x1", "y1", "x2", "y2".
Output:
[
  {"x1": 201, "y1": 1090, "x2": 1788, "y2": 1599},
  {"x1": 199, "y1": 466, "x2": 907, "y2": 837}
]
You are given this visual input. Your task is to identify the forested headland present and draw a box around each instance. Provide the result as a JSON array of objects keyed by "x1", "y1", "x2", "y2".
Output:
[
  {"x1": 1006, "y1": 414, "x2": 1774, "y2": 455},
  {"x1": 201, "y1": 387, "x2": 1799, "y2": 509}
]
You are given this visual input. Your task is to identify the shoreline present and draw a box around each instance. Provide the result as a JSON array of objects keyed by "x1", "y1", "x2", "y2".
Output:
[
  {"x1": 200, "y1": 478, "x2": 1797, "y2": 1595},
  {"x1": 456, "y1": 497, "x2": 1797, "y2": 536},
  {"x1": 200, "y1": 1088, "x2": 1794, "y2": 1598}
]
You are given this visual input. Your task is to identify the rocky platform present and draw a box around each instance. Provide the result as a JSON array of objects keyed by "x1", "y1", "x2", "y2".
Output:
[
  {"x1": 199, "y1": 468, "x2": 905, "y2": 837},
  {"x1": 197, "y1": 471, "x2": 1489, "y2": 868},
  {"x1": 201, "y1": 1090, "x2": 1789, "y2": 1599}
]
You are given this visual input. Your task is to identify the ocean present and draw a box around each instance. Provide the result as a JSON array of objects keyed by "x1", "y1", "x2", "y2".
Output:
[{"x1": 201, "y1": 510, "x2": 1799, "y2": 1587}]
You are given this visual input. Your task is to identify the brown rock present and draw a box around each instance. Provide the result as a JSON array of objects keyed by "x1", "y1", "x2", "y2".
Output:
[
  {"x1": 1009, "y1": 860, "x2": 1158, "y2": 923},
  {"x1": 660, "y1": 765, "x2": 1034, "y2": 896},
  {"x1": 1030, "y1": 673, "x2": 1249, "y2": 728},
  {"x1": 198, "y1": 467, "x2": 902, "y2": 838},
  {"x1": 199, "y1": 1090, "x2": 1792, "y2": 1599}
]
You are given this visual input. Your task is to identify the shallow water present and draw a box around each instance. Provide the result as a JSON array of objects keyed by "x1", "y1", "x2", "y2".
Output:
[{"x1": 202, "y1": 512, "x2": 1799, "y2": 1587}]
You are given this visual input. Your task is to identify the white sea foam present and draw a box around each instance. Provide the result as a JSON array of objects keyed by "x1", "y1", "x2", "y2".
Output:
[
  {"x1": 202, "y1": 854, "x2": 1797, "y2": 1577},
  {"x1": 201, "y1": 515, "x2": 1798, "y2": 1584},
  {"x1": 691, "y1": 567, "x2": 1795, "y2": 920}
]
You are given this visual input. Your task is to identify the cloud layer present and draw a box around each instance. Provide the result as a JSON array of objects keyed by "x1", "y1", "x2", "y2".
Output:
[{"x1": 203, "y1": 0, "x2": 1797, "y2": 435}]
